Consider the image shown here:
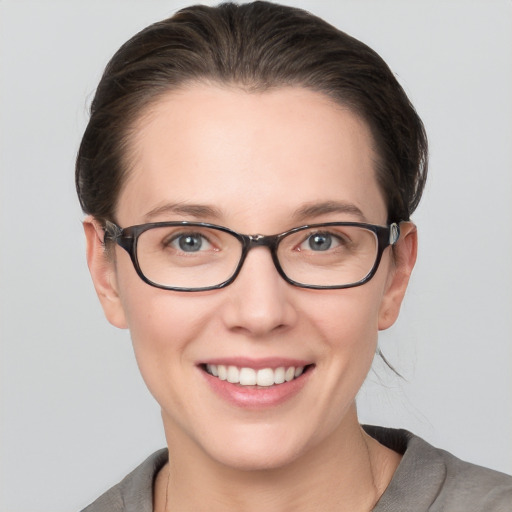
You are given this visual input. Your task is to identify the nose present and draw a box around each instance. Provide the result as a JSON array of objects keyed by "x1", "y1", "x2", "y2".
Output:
[{"x1": 220, "y1": 246, "x2": 298, "y2": 337}]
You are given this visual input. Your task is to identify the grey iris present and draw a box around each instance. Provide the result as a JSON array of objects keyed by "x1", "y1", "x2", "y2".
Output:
[{"x1": 309, "y1": 233, "x2": 332, "y2": 251}]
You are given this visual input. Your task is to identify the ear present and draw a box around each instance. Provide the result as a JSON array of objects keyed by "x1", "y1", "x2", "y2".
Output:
[
  {"x1": 378, "y1": 222, "x2": 417, "y2": 330},
  {"x1": 83, "y1": 216, "x2": 128, "y2": 329}
]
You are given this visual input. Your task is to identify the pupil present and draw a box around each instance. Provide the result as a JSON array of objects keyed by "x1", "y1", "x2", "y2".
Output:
[
  {"x1": 309, "y1": 233, "x2": 331, "y2": 251},
  {"x1": 179, "y1": 235, "x2": 202, "y2": 252}
]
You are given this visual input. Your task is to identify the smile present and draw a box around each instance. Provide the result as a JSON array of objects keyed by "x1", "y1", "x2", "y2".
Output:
[{"x1": 205, "y1": 364, "x2": 306, "y2": 387}]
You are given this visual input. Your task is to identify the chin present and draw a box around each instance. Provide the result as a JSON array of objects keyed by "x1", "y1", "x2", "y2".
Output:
[
  {"x1": 197, "y1": 422, "x2": 316, "y2": 472},
  {"x1": 210, "y1": 445, "x2": 302, "y2": 472}
]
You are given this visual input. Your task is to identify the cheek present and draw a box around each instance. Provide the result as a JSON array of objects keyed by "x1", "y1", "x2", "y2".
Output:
[
  {"x1": 124, "y1": 293, "x2": 206, "y2": 345},
  {"x1": 306, "y1": 282, "x2": 386, "y2": 395},
  {"x1": 309, "y1": 283, "x2": 383, "y2": 350},
  {"x1": 115, "y1": 273, "x2": 216, "y2": 400},
  {"x1": 114, "y1": 247, "x2": 212, "y2": 346}
]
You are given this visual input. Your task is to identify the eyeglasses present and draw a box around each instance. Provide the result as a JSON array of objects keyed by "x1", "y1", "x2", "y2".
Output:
[{"x1": 103, "y1": 221, "x2": 400, "y2": 292}]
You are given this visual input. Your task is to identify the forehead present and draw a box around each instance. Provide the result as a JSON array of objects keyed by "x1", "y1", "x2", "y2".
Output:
[{"x1": 118, "y1": 84, "x2": 387, "y2": 228}]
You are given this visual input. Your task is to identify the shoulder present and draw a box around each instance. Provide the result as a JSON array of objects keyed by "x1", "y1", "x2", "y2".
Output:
[
  {"x1": 80, "y1": 449, "x2": 168, "y2": 512},
  {"x1": 364, "y1": 425, "x2": 512, "y2": 512}
]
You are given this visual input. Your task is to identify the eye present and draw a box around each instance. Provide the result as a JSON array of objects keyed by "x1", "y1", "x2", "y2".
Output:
[
  {"x1": 168, "y1": 232, "x2": 213, "y2": 252},
  {"x1": 300, "y1": 232, "x2": 341, "y2": 252}
]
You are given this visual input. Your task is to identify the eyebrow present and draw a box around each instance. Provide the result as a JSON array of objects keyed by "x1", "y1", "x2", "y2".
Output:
[
  {"x1": 143, "y1": 200, "x2": 367, "y2": 224},
  {"x1": 292, "y1": 201, "x2": 367, "y2": 223},
  {"x1": 143, "y1": 202, "x2": 223, "y2": 221}
]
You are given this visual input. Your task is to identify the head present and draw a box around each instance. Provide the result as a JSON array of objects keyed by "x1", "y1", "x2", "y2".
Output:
[{"x1": 78, "y1": 2, "x2": 426, "y2": 472}]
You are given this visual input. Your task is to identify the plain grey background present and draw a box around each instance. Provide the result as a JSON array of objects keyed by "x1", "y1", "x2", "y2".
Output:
[{"x1": 1, "y1": 1, "x2": 511, "y2": 511}]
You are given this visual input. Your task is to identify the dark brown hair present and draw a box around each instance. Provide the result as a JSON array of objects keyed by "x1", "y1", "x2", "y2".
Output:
[{"x1": 76, "y1": 1, "x2": 427, "y2": 225}]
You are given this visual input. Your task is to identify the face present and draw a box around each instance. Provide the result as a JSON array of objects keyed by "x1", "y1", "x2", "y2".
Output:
[{"x1": 86, "y1": 84, "x2": 416, "y2": 471}]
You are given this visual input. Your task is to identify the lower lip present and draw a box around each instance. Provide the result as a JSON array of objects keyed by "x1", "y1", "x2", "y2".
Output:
[{"x1": 201, "y1": 367, "x2": 313, "y2": 409}]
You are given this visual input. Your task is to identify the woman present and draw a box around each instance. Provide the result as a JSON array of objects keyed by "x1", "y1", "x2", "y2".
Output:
[{"x1": 76, "y1": 2, "x2": 511, "y2": 511}]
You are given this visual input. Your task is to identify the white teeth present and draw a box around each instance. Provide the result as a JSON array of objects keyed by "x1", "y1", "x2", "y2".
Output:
[
  {"x1": 256, "y1": 368, "x2": 274, "y2": 387},
  {"x1": 227, "y1": 365, "x2": 239, "y2": 383},
  {"x1": 274, "y1": 367, "x2": 285, "y2": 384},
  {"x1": 217, "y1": 364, "x2": 227, "y2": 380},
  {"x1": 239, "y1": 367, "x2": 256, "y2": 385},
  {"x1": 206, "y1": 364, "x2": 306, "y2": 386},
  {"x1": 206, "y1": 364, "x2": 218, "y2": 377}
]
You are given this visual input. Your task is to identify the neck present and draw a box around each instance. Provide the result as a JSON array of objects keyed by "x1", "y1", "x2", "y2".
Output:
[{"x1": 155, "y1": 406, "x2": 400, "y2": 512}]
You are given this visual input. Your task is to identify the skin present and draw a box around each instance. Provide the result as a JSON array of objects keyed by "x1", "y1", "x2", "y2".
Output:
[{"x1": 84, "y1": 84, "x2": 417, "y2": 511}]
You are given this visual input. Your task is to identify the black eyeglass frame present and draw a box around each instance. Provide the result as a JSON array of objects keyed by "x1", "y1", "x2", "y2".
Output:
[{"x1": 103, "y1": 220, "x2": 400, "y2": 292}]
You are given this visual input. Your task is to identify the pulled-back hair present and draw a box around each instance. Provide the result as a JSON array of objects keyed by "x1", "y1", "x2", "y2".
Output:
[{"x1": 76, "y1": 1, "x2": 427, "y2": 225}]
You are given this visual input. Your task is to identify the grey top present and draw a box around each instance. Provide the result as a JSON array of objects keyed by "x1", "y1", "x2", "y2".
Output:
[{"x1": 81, "y1": 426, "x2": 512, "y2": 512}]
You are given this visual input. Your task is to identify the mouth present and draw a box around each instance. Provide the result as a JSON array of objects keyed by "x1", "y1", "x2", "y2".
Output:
[{"x1": 202, "y1": 363, "x2": 312, "y2": 387}]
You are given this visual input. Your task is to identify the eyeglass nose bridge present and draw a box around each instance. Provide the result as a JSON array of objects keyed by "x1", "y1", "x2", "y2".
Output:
[
  {"x1": 244, "y1": 233, "x2": 281, "y2": 252},
  {"x1": 240, "y1": 233, "x2": 281, "y2": 264},
  {"x1": 248, "y1": 233, "x2": 271, "y2": 245},
  {"x1": 232, "y1": 233, "x2": 287, "y2": 284}
]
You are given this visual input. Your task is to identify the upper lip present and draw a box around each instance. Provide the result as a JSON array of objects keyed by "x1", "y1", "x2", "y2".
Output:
[{"x1": 198, "y1": 357, "x2": 313, "y2": 370}]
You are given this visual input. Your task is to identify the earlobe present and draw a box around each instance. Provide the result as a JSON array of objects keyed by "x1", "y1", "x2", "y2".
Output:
[
  {"x1": 378, "y1": 222, "x2": 418, "y2": 330},
  {"x1": 83, "y1": 216, "x2": 128, "y2": 329}
]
